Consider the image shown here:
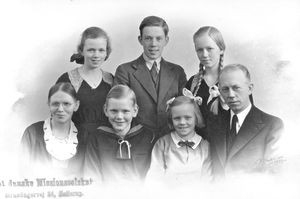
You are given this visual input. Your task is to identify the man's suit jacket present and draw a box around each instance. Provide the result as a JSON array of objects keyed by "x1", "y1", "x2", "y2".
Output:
[
  {"x1": 114, "y1": 55, "x2": 187, "y2": 138},
  {"x1": 208, "y1": 105, "x2": 284, "y2": 177}
]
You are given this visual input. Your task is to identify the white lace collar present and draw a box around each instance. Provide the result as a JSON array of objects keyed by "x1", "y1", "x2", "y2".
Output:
[{"x1": 43, "y1": 118, "x2": 78, "y2": 161}]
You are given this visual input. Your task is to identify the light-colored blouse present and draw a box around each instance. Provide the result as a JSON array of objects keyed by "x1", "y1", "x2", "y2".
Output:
[{"x1": 146, "y1": 132, "x2": 212, "y2": 185}]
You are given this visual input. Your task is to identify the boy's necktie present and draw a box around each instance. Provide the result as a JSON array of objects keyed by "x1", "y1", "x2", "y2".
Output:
[{"x1": 150, "y1": 61, "x2": 158, "y2": 85}]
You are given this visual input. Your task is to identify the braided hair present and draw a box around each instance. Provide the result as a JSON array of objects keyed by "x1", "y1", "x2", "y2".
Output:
[{"x1": 190, "y1": 26, "x2": 225, "y2": 96}]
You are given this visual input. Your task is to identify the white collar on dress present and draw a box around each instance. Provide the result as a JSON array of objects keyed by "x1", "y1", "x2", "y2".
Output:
[
  {"x1": 171, "y1": 131, "x2": 202, "y2": 150},
  {"x1": 43, "y1": 118, "x2": 78, "y2": 161}
]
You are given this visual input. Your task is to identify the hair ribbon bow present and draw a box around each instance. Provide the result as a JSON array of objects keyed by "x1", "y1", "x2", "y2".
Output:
[{"x1": 182, "y1": 88, "x2": 202, "y2": 106}]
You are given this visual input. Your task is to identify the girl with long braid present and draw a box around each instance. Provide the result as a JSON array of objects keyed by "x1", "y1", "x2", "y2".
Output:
[{"x1": 185, "y1": 26, "x2": 227, "y2": 119}]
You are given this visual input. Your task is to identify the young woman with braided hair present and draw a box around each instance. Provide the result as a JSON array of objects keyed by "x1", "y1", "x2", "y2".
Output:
[{"x1": 186, "y1": 26, "x2": 228, "y2": 119}]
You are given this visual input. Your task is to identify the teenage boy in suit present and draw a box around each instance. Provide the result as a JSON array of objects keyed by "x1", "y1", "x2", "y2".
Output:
[{"x1": 114, "y1": 16, "x2": 187, "y2": 139}]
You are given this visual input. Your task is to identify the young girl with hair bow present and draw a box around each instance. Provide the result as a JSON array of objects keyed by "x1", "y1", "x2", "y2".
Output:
[{"x1": 146, "y1": 95, "x2": 212, "y2": 186}]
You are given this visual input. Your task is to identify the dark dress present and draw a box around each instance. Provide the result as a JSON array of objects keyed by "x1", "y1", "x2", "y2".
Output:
[
  {"x1": 186, "y1": 76, "x2": 212, "y2": 119},
  {"x1": 20, "y1": 121, "x2": 86, "y2": 177},
  {"x1": 56, "y1": 68, "x2": 113, "y2": 133},
  {"x1": 84, "y1": 122, "x2": 155, "y2": 183}
]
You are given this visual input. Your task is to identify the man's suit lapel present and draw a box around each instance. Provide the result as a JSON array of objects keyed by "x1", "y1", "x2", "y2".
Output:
[
  {"x1": 227, "y1": 106, "x2": 264, "y2": 161},
  {"x1": 132, "y1": 56, "x2": 157, "y2": 102},
  {"x1": 158, "y1": 58, "x2": 176, "y2": 105}
]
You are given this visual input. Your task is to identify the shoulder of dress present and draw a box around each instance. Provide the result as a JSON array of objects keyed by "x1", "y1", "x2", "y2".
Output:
[
  {"x1": 187, "y1": 75, "x2": 196, "y2": 81},
  {"x1": 101, "y1": 70, "x2": 114, "y2": 86},
  {"x1": 155, "y1": 133, "x2": 171, "y2": 145},
  {"x1": 23, "y1": 121, "x2": 45, "y2": 139},
  {"x1": 67, "y1": 68, "x2": 83, "y2": 92},
  {"x1": 26, "y1": 121, "x2": 44, "y2": 130},
  {"x1": 58, "y1": 72, "x2": 69, "y2": 79}
]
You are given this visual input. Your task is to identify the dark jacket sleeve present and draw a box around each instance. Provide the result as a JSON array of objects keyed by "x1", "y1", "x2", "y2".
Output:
[
  {"x1": 20, "y1": 126, "x2": 33, "y2": 162},
  {"x1": 264, "y1": 117, "x2": 284, "y2": 163},
  {"x1": 178, "y1": 66, "x2": 187, "y2": 96},
  {"x1": 19, "y1": 123, "x2": 43, "y2": 176},
  {"x1": 113, "y1": 64, "x2": 130, "y2": 86}
]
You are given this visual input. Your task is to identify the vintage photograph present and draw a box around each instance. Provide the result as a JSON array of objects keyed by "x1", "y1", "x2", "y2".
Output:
[{"x1": 0, "y1": 0, "x2": 299, "y2": 198}]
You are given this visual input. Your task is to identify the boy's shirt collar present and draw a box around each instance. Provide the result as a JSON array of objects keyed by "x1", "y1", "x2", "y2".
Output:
[
  {"x1": 142, "y1": 53, "x2": 161, "y2": 72},
  {"x1": 97, "y1": 123, "x2": 145, "y2": 160},
  {"x1": 230, "y1": 103, "x2": 252, "y2": 134},
  {"x1": 97, "y1": 124, "x2": 143, "y2": 139}
]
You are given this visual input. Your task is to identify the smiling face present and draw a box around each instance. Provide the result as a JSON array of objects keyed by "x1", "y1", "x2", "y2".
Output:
[
  {"x1": 104, "y1": 97, "x2": 138, "y2": 136},
  {"x1": 49, "y1": 91, "x2": 79, "y2": 124},
  {"x1": 81, "y1": 37, "x2": 107, "y2": 69},
  {"x1": 194, "y1": 34, "x2": 223, "y2": 70},
  {"x1": 138, "y1": 26, "x2": 169, "y2": 60},
  {"x1": 219, "y1": 69, "x2": 253, "y2": 114},
  {"x1": 171, "y1": 103, "x2": 196, "y2": 140}
]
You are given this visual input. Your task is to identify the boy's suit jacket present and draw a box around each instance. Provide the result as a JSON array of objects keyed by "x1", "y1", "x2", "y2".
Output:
[
  {"x1": 208, "y1": 105, "x2": 284, "y2": 177},
  {"x1": 114, "y1": 55, "x2": 187, "y2": 138}
]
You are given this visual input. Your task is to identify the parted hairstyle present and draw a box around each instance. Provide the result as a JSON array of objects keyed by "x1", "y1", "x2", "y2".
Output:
[
  {"x1": 166, "y1": 96, "x2": 205, "y2": 131},
  {"x1": 48, "y1": 82, "x2": 78, "y2": 103},
  {"x1": 194, "y1": 26, "x2": 225, "y2": 50},
  {"x1": 139, "y1": 16, "x2": 169, "y2": 36},
  {"x1": 77, "y1": 26, "x2": 112, "y2": 61},
  {"x1": 190, "y1": 26, "x2": 226, "y2": 95},
  {"x1": 104, "y1": 84, "x2": 137, "y2": 107},
  {"x1": 219, "y1": 63, "x2": 251, "y2": 82}
]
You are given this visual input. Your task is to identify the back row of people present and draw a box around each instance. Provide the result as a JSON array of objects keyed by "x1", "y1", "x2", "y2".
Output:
[{"x1": 20, "y1": 16, "x2": 284, "y2": 184}]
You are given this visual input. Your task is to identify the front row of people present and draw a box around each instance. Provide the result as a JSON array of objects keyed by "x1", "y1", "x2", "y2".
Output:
[{"x1": 20, "y1": 64, "x2": 284, "y2": 184}]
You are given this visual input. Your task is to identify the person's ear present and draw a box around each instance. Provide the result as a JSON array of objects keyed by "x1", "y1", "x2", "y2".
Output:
[
  {"x1": 138, "y1": 35, "x2": 142, "y2": 45},
  {"x1": 103, "y1": 104, "x2": 109, "y2": 117},
  {"x1": 165, "y1": 35, "x2": 169, "y2": 45},
  {"x1": 248, "y1": 83, "x2": 254, "y2": 94},
  {"x1": 133, "y1": 104, "x2": 139, "y2": 118},
  {"x1": 74, "y1": 100, "x2": 80, "y2": 112}
]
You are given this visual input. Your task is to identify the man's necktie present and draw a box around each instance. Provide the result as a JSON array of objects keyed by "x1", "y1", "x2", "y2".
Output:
[
  {"x1": 150, "y1": 61, "x2": 158, "y2": 85},
  {"x1": 228, "y1": 114, "x2": 238, "y2": 153},
  {"x1": 178, "y1": 140, "x2": 195, "y2": 148}
]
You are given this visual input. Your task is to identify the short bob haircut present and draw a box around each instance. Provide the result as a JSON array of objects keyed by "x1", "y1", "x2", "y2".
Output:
[
  {"x1": 104, "y1": 84, "x2": 137, "y2": 107},
  {"x1": 77, "y1": 26, "x2": 112, "y2": 61},
  {"x1": 48, "y1": 82, "x2": 77, "y2": 103},
  {"x1": 166, "y1": 96, "x2": 205, "y2": 131},
  {"x1": 139, "y1": 16, "x2": 169, "y2": 36}
]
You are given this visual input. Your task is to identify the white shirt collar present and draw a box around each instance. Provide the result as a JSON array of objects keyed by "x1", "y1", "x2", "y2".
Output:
[
  {"x1": 143, "y1": 53, "x2": 161, "y2": 72},
  {"x1": 230, "y1": 103, "x2": 252, "y2": 134},
  {"x1": 170, "y1": 131, "x2": 202, "y2": 150}
]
